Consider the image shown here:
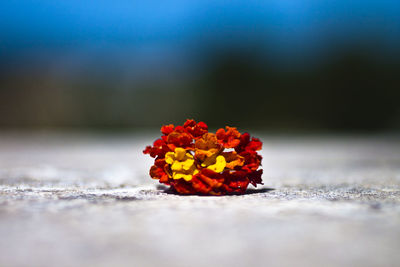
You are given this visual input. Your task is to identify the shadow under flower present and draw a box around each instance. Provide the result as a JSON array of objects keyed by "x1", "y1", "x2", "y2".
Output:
[
  {"x1": 243, "y1": 187, "x2": 275, "y2": 194},
  {"x1": 156, "y1": 184, "x2": 274, "y2": 196}
]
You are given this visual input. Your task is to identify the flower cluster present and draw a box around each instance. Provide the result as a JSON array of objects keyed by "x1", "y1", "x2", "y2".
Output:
[{"x1": 143, "y1": 119, "x2": 263, "y2": 195}]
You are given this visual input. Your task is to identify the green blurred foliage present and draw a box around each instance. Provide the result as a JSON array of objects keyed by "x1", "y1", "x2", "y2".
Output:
[{"x1": 1, "y1": 46, "x2": 399, "y2": 131}]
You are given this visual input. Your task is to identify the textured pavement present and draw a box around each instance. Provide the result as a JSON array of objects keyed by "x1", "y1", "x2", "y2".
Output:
[{"x1": 0, "y1": 132, "x2": 399, "y2": 267}]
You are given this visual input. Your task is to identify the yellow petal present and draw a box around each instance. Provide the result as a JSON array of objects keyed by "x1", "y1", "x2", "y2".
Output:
[
  {"x1": 207, "y1": 155, "x2": 226, "y2": 173},
  {"x1": 173, "y1": 172, "x2": 193, "y2": 181},
  {"x1": 171, "y1": 161, "x2": 181, "y2": 171},
  {"x1": 174, "y1": 147, "x2": 187, "y2": 161},
  {"x1": 182, "y1": 158, "x2": 195, "y2": 171},
  {"x1": 166, "y1": 148, "x2": 198, "y2": 182},
  {"x1": 165, "y1": 152, "x2": 175, "y2": 164}
]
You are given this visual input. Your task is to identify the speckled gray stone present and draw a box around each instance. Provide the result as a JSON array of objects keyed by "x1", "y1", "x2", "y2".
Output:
[{"x1": 0, "y1": 132, "x2": 399, "y2": 267}]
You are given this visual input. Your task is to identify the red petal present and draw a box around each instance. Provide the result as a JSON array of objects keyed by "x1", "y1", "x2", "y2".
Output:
[
  {"x1": 248, "y1": 169, "x2": 263, "y2": 186},
  {"x1": 222, "y1": 171, "x2": 249, "y2": 194},
  {"x1": 183, "y1": 119, "x2": 196, "y2": 128},
  {"x1": 171, "y1": 180, "x2": 196, "y2": 194},
  {"x1": 216, "y1": 126, "x2": 241, "y2": 148},
  {"x1": 161, "y1": 124, "x2": 174, "y2": 135}
]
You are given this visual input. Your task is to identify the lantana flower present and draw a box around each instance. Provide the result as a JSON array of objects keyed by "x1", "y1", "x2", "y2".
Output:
[{"x1": 143, "y1": 119, "x2": 263, "y2": 195}]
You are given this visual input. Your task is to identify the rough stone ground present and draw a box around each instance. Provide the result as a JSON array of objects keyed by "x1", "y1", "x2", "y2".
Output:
[{"x1": 0, "y1": 132, "x2": 399, "y2": 267}]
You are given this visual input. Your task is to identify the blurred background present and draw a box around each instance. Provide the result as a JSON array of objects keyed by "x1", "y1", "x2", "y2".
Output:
[{"x1": 1, "y1": 0, "x2": 399, "y2": 132}]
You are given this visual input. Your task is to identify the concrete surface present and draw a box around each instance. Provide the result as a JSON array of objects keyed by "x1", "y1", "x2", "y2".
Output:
[{"x1": 0, "y1": 132, "x2": 399, "y2": 267}]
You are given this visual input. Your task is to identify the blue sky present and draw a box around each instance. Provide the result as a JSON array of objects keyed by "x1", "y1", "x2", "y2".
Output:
[{"x1": 1, "y1": 0, "x2": 399, "y2": 66}]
